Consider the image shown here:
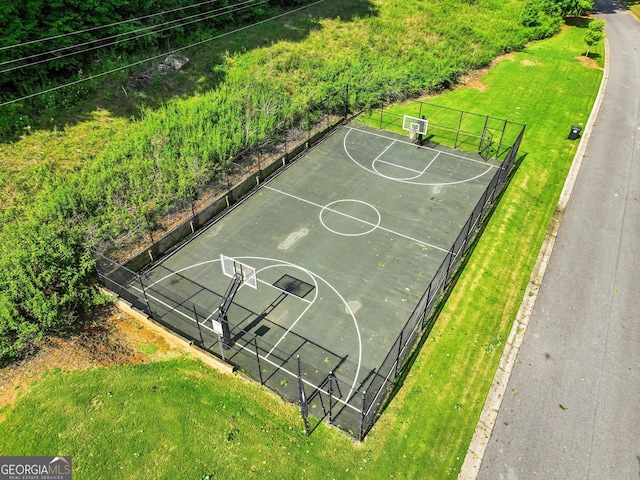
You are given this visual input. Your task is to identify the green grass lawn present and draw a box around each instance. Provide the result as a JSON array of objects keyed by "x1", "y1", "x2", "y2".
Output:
[{"x1": 0, "y1": 24, "x2": 604, "y2": 480}]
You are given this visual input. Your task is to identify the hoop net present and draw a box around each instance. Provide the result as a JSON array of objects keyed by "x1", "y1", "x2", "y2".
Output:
[{"x1": 409, "y1": 126, "x2": 417, "y2": 139}]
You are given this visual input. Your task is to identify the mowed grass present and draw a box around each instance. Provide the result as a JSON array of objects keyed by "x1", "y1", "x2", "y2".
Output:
[{"x1": 0, "y1": 25, "x2": 604, "y2": 480}]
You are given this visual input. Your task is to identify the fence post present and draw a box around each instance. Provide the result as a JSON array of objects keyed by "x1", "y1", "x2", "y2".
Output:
[
  {"x1": 422, "y1": 282, "x2": 433, "y2": 330},
  {"x1": 138, "y1": 275, "x2": 152, "y2": 316},
  {"x1": 193, "y1": 305, "x2": 205, "y2": 348},
  {"x1": 285, "y1": 121, "x2": 289, "y2": 155},
  {"x1": 455, "y1": 110, "x2": 463, "y2": 148},
  {"x1": 297, "y1": 356, "x2": 310, "y2": 436},
  {"x1": 495, "y1": 118, "x2": 508, "y2": 160},
  {"x1": 394, "y1": 332, "x2": 403, "y2": 379},
  {"x1": 445, "y1": 251, "x2": 456, "y2": 286},
  {"x1": 359, "y1": 390, "x2": 367, "y2": 441},
  {"x1": 344, "y1": 84, "x2": 349, "y2": 119},
  {"x1": 379, "y1": 105, "x2": 383, "y2": 130},
  {"x1": 144, "y1": 213, "x2": 155, "y2": 250},
  {"x1": 254, "y1": 336, "x2": 263, "y2": 384},
  {"x1": 480, "y1": 115, "x2": 490, "y2": 154},
  {"x1": 217, "y1": 334, "x2": 226, "y2": 361},
  {"x1": 328, "y1": 372, "x2": 334, "y2": 424}
]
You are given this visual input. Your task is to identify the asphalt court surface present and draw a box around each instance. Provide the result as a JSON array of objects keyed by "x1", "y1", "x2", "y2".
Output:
[{"x1": 137, "y1": 122, "x2": 501, "y2": 396}]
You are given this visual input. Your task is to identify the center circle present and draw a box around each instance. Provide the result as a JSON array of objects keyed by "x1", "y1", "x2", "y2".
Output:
[{"x1": 319, "y1": 199, "x2": 381, "y2": 236}]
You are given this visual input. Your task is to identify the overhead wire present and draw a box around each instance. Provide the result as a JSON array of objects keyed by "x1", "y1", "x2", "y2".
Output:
[
  {"x1": 0, "y1": 0, "x2": 267, "y2": 74},
  {"x1": 0, "y1": 0, "x2": 223, "y2": 52},
  {"x1": 0, "y1": 0, "x2": 327, "y2": 108}
]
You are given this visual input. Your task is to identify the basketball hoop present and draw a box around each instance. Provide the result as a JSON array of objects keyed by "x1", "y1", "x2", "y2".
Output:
[{"x1": 403, "y1": 116, "x2": 428, "y2": 140}]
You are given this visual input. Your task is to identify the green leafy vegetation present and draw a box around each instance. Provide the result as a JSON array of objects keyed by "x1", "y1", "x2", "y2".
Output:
[
  {"x1": 0, "y1": 22, "x2": 604, "y2": 479},
  {"x1": 1, "y1": 0, "x2": 558, "y2": 364},
  {"x1": 0, "y1": 0, "x2": 283, "y2": 136},
  {"x1": 584, "y1": 18, "x2": 606, "y2": 57},
  {"x1": 520, "y1": 0, "x2": 594, "y2": 38}
]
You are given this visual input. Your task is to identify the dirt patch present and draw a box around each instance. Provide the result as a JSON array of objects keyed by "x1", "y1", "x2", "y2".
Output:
[
  {"x1": 577, "y1": 55, "x2": 603, "y2": 70},
  {"x1": 457, "y1": 53, "x2": 515, "y2": 92},
  {"x1": 0, "y1": 308, "x2": 179, "y2": 411}
]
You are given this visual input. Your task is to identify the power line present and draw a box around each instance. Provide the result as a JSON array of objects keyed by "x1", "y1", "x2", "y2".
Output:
[
  {"x1": 0, "y1": 0, "x2": 222, "y2": 52},
  {"x1": 0, "y1": 0, "x2": 266, "y2": 75},
  {"x1": 0, "y1": 0, "x2": 327, "y2": 108}
]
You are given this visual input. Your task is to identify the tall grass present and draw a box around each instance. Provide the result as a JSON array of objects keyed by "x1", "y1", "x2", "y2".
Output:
[
  {"x1": 0, "y1": 16, "x2": 605, "y2": 480},
  {"x1": 0, "y1": 0, "x2": 553, "y2": 369}
]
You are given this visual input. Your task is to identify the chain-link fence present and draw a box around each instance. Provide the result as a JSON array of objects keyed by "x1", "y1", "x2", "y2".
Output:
[
  {"x1": 369, "y1": 101, "x2": 524, "y2": 161},
  {"x1": 358, "y1": 124, "x2": 525, "y2": 438},
  {"x1": 95, "y1": 85, "x2": 352, "y2": 268},
  {"x1": 93, "y1": 93, "x2": 526, "y2": 440}
]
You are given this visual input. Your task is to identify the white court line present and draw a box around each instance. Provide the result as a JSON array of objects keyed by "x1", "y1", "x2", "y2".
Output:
[
  {"x1": 264, "y1": 185, "x2": 451, "y2": 254},
  {"x1": 204, "y1": 308, "x2": 219, "y2": 323},
  {"x1": 372, "y1": 149, "x2": 443, "y2": 181},
  {"x1": 130, "y1": 282, "x2": 362, "y2": 414},
  {"x1": 347, "y1": 126, "x2": 499, "y2": 166},
  {"x1": 373, "y1": 140, "x2": 397, "y2": 163},
  {"x1": 140, "y1": 256, "x2": 363, "y2": 403},
  {"x1": 260, "y1": 263, "x2": 319, "y2": 357},
  {"x1": 374, "y1": 157, "x2": 423, "y2": 174},
  {"x1": 344, "y1": 129, "x2": 495, "y2": 186},
  {"x1": 238, "y1": 257, "x2": 361, "y2": 402}
]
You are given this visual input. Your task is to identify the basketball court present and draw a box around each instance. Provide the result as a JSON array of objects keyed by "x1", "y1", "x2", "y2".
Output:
[{"x1": 123, "y1": 118, "x2": 502, "y2": 423}]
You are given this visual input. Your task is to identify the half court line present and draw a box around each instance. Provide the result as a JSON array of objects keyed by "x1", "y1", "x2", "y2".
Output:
[{"x1": 264, "y1": 185, "x2": 451, "y2": 253}]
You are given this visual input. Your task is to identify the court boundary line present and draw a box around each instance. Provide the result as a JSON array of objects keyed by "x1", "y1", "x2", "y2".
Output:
[
  {"x1": 129, "y1": 282, "x2": 362, "y2": 413},
  {"x1": 139, "y1": 256, "x2": 363, "y2": 402},
  {"x1": 347, "y1": 126, "x2": 498, "y2": 165}
]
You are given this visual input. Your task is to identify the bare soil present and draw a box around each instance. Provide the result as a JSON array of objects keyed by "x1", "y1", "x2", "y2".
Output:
[
  {"x1": 577, "y1": 55, "x2": 603, "y2": 70},
  {"x1": 457, "y1": 54, "x2": 515, "y2": 92},
  {"x1": 0, "y1": 308, "x2": 179, "y2": 411}
]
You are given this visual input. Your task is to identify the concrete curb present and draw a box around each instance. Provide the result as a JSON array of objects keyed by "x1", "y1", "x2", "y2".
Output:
[
  {"x1": 100, "y1": 287, "x2": 235, "y2": 376},
  {"x1": 457, "y1": 36, "x2": 611, "y2": 480}
]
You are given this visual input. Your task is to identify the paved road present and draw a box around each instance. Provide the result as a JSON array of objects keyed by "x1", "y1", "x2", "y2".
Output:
[{"x1": 476, "y1": 1, "x2": 640, "y2": 479}]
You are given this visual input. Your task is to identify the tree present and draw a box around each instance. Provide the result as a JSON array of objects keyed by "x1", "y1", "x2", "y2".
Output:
[
  {"x1": 520, "y1": 0, "x2": 595, "y2": 36},
  {"x1": 520, "y1": 0, "x2": 563, "y2": 39},
  {"x1": 584, "y1": 19, "x2": 605, "y2": 58},
  {"x1": 558, "y1": 0, "x2": 594, "y2": 16}
]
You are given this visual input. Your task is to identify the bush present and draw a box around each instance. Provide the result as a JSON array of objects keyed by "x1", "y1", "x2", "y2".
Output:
[
  {"x1": 520, "y1": 1, "x2": 563, "y2": 38},
  {"x1": 0, "y1": 214, "x2": 99, "y2": 364},
  {"x1": 0, "y1": 0, "x2": 558, "y2": 364}
]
